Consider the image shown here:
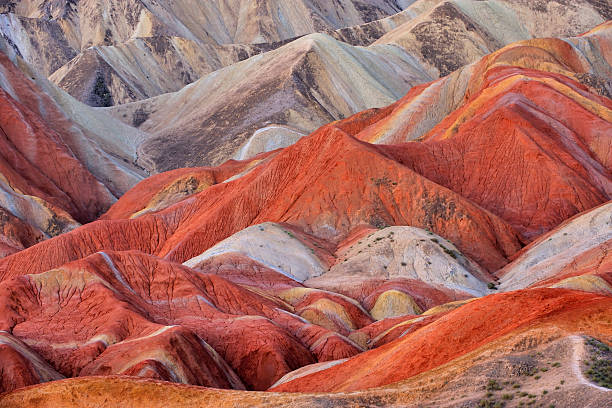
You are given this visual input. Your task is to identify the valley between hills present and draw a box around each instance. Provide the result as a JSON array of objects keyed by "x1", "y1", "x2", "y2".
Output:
[{"x1": 0, "y1": 1, "x2": 610, "y2": 407}]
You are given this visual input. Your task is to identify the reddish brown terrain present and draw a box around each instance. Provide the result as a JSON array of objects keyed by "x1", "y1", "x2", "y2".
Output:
[{"x1": 0, "y1": 3, "x2": 611, "y2": 408}]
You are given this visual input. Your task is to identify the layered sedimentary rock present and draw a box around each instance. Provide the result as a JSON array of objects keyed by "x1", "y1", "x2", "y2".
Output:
[
  {"x1": 1, "y1": 0, "x2": 609, "y2": 174},
  {"x1": 104, "y1": 2, "x2": 612, "y2": 168},
  {"x1": 373, "y1": 0, "x2": 610, "y2": 77},
  {"x1": 1, "y1": 291, "x2": 611, "y2": 407},
  {"x1": 2, "y1": 0, "x2": 407, "y2": 48},
  {"x1": 0, "y1": 250, "x2": 367, "y2": 392},
  {"x1": 270, "y1": 289, "x2": 612, "y2": 392},
  {"x1": 0, "y1": 6, "x2": 610, "y2": 408},
  {"x1": 0, "y1": 40, "x2": 146, "y2": 255},
  {"x1": 108, "y1": 33, "x2": 432, "y2": 170},
  {"x1": 0, "y1": 0, "x2": 409, "y2": 105},
  {"x1": 47, "y1": 38, "x2": 281, "y2": 106},
  {"x1": 499, "y1": 202, "x2": 612, "y2": 292}
]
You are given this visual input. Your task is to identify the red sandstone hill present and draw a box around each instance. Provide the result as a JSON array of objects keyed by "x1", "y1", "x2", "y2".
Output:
[
  {"x1": 0, "y1": 18, "x2": 611, "y2": 408},
  {"x1": 0, "y1": 38, "x2": 147, "y2": 256}
]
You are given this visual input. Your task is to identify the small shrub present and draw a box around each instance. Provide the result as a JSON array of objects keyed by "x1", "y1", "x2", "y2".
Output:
[
  {"x1": 486, "y1": 379, "x2": 503, "y2": 391},
  {"x1": 583, "y1": 337, "x2": 612, "y2": 388}
]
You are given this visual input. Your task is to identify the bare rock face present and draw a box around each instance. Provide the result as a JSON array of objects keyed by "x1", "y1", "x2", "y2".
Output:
[
  {"x1": 0, "y1": 0, "x2": 408, "y2": 106},
  {"x1": 499, "y1": 202, "x2": 612, "y2": 291},
  {"x1": 0, "y1": 0, "x2": 608, "y2": 174},
  {"x1": 109, "y1": 33, "x2": 432, "y2": 171},
  {"x1": 99, "y1": 0, "x2": 610, "y2": 170},
  {"x1": 47, "y1": 37, "x2": 283, "y2": 106},
  {"x1": 0, "y1": 331, "x2": 64, "y2": 394},
  {"x1": 270, "y1": 288, "x2": 612, "y2": 393},
  {"x1": 0, "y1": 38, "x2": 147, "y2": 255},
  {"x1": 308, "y1": 226, "x2": 492, "y2": 298},
  {"x1": 0, "y1": 4, "x2": 610, "y2": 408}
]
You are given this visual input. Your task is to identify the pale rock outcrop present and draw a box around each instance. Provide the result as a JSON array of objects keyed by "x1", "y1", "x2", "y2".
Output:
[
  {"x1": 184, "y1": 223, "x2": 329, "y2": 283},
  {"x1": 308, "y1": 227, "x2": 491, "y2": 297}
]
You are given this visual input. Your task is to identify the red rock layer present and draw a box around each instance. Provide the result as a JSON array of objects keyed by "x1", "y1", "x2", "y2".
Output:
[
  {"x1": 355, "y1": 35, "x2": 612, "y2": 241},
  {"x1": 398, "y1": 68, "x2": 611, "y2": 239},
  {"x1": 0, "y1": 251, "x2": 366, "y2": 392},
  {"x1": 0, "y1": 208, "x2": 43, "y2": 257},
  {"x1": 100, "y1": 153, "x2": 276, "y2": 221},
  {"x1": 271, "y1": 289, "x2": 612, "y2": 392},
  {"x1": 0, "y1": 123, "x2": 523, "y2": 280},
  {"x1": 311, "y1": 278, "x2": 467, "y2": 314},
  {"x1": 0, "y1": 50, "x2": 148, "y2": 255},
  {"x1": 192, "y1": 252, "x2": 305, "y2": 292},
  {"x1": 0, "y1": 87, "x2": 115, "y2": 223},
  {"x1": 0, "y1": 22, "x2": 610, "y2": 400}
]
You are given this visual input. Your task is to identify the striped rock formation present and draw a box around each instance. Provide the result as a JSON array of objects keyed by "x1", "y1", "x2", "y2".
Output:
[{"x1": 0, "y1": 5, "x2": 610, "y2": 408}]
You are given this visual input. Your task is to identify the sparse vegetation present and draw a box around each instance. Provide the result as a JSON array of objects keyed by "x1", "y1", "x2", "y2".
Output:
[
  {"x1": 583, "y1": 337, "x2": 611, "y2": 388},
  {"x1": 478, "y1": 399, "x2": 505, "y2": 408},
  {"x1": 486, "y1": 379, "x2": 503, "y2": 391},
  {"x1": 440, "y1": 245, "x2": 459, "y2": 259}
]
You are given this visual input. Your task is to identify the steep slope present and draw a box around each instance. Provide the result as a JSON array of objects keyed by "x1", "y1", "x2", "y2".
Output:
[
  {"x1": 350, "y1": 27, "x2": 612, "y2": 242},
  {"x1": 0, "y1": 39, "x2": 146, "y2": 195},
  {"x1": 0, "y1": 250, "x2": 369, "y2": 392},
  {"x1": 271, "y1": 289, "x2": 612, "y2": 392},
  {"x1": 0, "y1": 120, "x2": 523, "y2": 280},
  {"x1": 0, "y1": 0, "x2": 408, "y2": 79},
  {"x1": 0, "y1": 34, "x2": 147, "y2": 255},
  {"x1": 2, "y1": 0, "x2": 608, "y2": 110},
  {"x1": 47, "y1": 37, "x2": 281, "y2": 106},
  {"x1": 0, "y1": 331, "x2": 64, "y2": 394},
  {"x1": 104, "y1": 4, "x2": 612, "y2": 169},
  {"x1": 358, "y1": 23, "x2": 612, "y2": 145},
  {"x1": 307, "y1": 226, "x2": 491, "y2": 297},
  {"x1": 374, "y1": 0, "x2": 610, "y2": 77},
  {"x1": 6, "y1": 26, "x2": 608, "y2": 278},
  {"x1": 2, "y1": 0, "x2": 407, "y2": 47},
  {"x1": 2, "y1": 292, "x2": 609, "y2": 407},
  {"x1": 499, "y1": 202, "x2": 612, "y2": 291},
  {"x1": 109, "y1": 33, "x2": 432, "y2": 170},
  {"x1": 0, "y1": 9, "x2": 610, "y2": 408}
]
